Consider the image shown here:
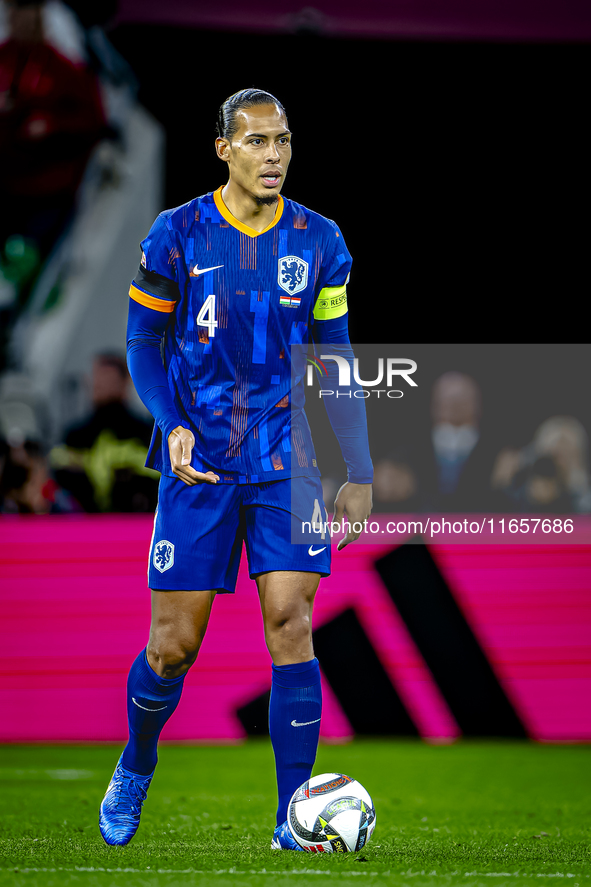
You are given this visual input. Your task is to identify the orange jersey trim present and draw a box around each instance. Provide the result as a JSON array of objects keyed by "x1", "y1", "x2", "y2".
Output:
[
  {"x1": 129, "y1": 282, "x2": 176, "y2": 313},
  {"x1": 214, "y1": 186, "x2": 284, "y2": 238}
]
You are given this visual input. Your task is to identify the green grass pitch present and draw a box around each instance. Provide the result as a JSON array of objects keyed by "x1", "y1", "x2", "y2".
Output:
[{"x1": 0, "y1": 740, "x2": 589, "y2": 887}]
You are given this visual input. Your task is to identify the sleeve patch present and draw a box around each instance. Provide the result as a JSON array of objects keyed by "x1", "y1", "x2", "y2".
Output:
[
  {"x1": 313, "y1": 284, "x2": 348, "y2": 321},
  {"x1": 129, "y1": 282, "x2": 176, "y2": 313}
]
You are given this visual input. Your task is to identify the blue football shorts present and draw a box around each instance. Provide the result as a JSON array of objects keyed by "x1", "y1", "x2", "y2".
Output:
[{"x1": 148, "y1": 474, "x2": 331, "y2": 592}]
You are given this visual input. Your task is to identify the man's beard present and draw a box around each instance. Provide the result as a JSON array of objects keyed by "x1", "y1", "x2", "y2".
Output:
[{"x1": 254, "y1": 194, "x2": 279, "y2": 207}]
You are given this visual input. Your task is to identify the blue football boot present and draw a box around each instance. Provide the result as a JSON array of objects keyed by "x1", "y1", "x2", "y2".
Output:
[
  {"x1": 271, "y1": 820, "x2": 304, "y2": 850},
  {"x1": 99, "y1": 756, "x2": 154, "y2": 845}
]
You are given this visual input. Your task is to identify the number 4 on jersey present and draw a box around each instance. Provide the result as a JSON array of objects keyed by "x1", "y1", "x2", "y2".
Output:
[
  {"x1": 196, "y1": 294, "x2": 218, "y2": 338},
  {"x1": 311, "y1": 497, "x2": 328, "y2": 541}
]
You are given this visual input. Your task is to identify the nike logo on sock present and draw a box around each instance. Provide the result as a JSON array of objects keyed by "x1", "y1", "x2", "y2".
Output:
[
  {"x1": 291, "y1": 718, "x2": 321, "y2": 727},
  {"x1": 132, "y1": 697, "x2": 167, "y2": 712}
]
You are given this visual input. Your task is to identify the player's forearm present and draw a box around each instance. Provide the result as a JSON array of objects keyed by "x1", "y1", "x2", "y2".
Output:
[
  {"x1": 127, "y1": 338, "x2": 183, "y2": 441},
  {"x1": 126, "y1": 298, "x2": 183, "y2": 440},
  {"x1": 312, "y1": 316, "x2": 373, "y2": 484},
  {"x1": 321, "y1": 361, "x2": 374, "y2": 483}
]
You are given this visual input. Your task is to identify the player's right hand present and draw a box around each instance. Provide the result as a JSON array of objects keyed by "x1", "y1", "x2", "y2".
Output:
[{"x1": 168, "y1": 426, "x2": 220, "y2": 486}]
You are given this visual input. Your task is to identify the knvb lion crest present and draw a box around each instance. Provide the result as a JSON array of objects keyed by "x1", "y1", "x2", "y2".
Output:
[
  {"x1": 278, "y1": 255, "x2": 308, "y2": 295},
  {"x1": 153, "y1": 539, "x2": 175, "y2": 573}
]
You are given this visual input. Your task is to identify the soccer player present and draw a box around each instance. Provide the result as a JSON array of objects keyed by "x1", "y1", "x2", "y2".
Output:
[{"x1": 99, "y1": 88, "x2": 373, "y2": 850}]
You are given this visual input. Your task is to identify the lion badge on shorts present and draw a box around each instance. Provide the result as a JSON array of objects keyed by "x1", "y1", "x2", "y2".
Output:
[{"x1": 153, "y1": 540, "x2": 174, "y2": 573}]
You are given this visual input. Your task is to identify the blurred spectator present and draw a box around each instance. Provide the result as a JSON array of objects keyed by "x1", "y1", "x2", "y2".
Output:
[
  {"x1": 362, "y1": 370, "x2": 498, "y2": 512},
  {"x1": 430, "y1": 371, "x2": 480, "y2": 492},
  {"x1": 417, "y1": 371, "x2": 497, "y2": 511},
  {"x1": 0, "y1": 395, "x2": 39, "y2": 445},
  {"x1": 523, "y1": 455, "x2": 573, "y2": 512},
  {"x1": 392, "y1": 371, "x2": 498, "y2": 512},
  {"x1": 533, "y1": 416, "x2": 591, "y2": 509},
  {"x1": 0, "y1": 0, "x2": 107, "y2": 265},
  {"x1": 490, "y1": 446, "x2": 522, "y2": 494},
  {"x1": 0, "y1": 391, "x2": 80, "y2": 512},
  {"x1": 492, "y1": 416, "x2": 591, "y2": 513},
  {"x1": 51, "y1": 353, "x2": 159, "y2": 512},
  {"x1": 0, "y1": 0, "x2": 88, "y2": 63},
  {"x1": 0, "y1": 436, "x2": 81, "y2": 512}
]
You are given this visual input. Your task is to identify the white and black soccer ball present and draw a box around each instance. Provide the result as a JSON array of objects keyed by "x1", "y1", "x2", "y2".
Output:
[{"x1": 287, "y1": 772, "x2": 376, "y2": 853}]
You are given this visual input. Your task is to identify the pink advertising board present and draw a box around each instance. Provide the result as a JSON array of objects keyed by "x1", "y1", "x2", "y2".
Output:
[
  {"x1": 1, "y1": 515, "x2": 590, "y2": 743},
  {"x1": 116, "y1": 0, "x2": 591, "y2": 43}
]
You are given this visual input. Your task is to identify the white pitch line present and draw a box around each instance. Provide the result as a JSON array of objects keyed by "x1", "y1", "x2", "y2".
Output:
[
  {"x1": 0, "y1": 868, "x2": 588, "y2": 878},
  {"x1": 1, "y1": 869, "x2": 376, "y2": 876}
]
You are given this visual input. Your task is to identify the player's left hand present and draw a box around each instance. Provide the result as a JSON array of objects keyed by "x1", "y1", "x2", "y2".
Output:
[
  {"x1": 168, "y1": 426, "x2": 220, "y2": 486},
  {"x1": 333, "y1": 482, "x2": 373, "y2": 550}
]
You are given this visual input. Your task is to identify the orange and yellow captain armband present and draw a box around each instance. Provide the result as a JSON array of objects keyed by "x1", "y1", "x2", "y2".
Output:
[
  {"x1": 313, "y1": 284, "x2": 348, "y2": 321},
  {"x1": 129, "y1": 282, "x2": 177, "y2": 313}
]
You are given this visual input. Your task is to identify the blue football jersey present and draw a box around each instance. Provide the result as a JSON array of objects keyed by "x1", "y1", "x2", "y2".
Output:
[{"x1": 128, "y1": 187, "x2": 351, "y2": 483}]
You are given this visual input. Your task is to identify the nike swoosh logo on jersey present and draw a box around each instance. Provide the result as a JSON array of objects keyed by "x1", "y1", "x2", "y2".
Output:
[
  {"x1": 192, "y1": 264, "x2": 224, "y2": 276},
  {"x1": 132, "y1": 697, "x2": 167, "y2": 712},
  {"x1": 308, "y1": 546, "x2": 327, "y2": 556},
  {"x1": 291, "y1": 718, "x2": 321, "y2": 727}
]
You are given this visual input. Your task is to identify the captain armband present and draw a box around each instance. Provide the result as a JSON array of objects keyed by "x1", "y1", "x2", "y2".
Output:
[{"x1": 313, "y1": 284, "x2": 348, "y2": 321}]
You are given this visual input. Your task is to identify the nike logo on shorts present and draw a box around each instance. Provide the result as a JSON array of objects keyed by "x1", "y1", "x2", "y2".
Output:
[
  {"x1": 291, "y1": 718, "x2": 321, "y2": 727},
  {"x1": 192, "y1": 264, "x2": 224, "y2": 276},
  {"x1": 132, "y1": 697, "x2": 167, "y2": 712},
  {"x1": 308, "y1": 546, "x2": 327, "y2": 556}
]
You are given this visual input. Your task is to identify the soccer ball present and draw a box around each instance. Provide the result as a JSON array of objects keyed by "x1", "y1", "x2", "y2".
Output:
[{"x1": 287, "y1": 772, "x2": 376, "y2": 853}]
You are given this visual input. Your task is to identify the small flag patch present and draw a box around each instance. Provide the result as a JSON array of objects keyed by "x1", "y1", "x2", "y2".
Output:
[{"x1": 280, "y1": 295, "x2": 302, "y2": 308}]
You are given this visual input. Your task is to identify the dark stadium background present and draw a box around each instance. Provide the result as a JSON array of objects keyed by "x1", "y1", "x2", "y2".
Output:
[{"x1": 105, "y1": 27, "x2": 586, "y2": 346}]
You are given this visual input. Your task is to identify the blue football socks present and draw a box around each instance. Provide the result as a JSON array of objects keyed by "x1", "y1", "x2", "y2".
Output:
[
  {"x1": 121, "y1": 648, "x2": 185, "y2": 776},
  {"x1": 269, "y1": 657, "x2": 322, "y2": 826}
]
